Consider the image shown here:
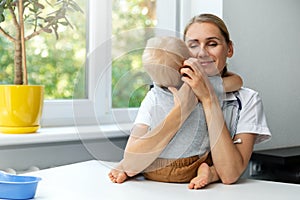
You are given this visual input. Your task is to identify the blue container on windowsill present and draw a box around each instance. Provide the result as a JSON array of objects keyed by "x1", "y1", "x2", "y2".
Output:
[{"x1": 0, "y1": 171, "x2": 41, "y2": 199}]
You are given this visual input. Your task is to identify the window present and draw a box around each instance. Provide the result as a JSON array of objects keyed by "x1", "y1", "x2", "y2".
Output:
[
  {"x1": 0, "y1": 0, "x2": 221, "y2": 127},
  {"x1": 105, "y1": 0, "x2": 222, "y2": 126},
  {"x1": 70, "y1": 0, "x2": 179, "y2": 127}
]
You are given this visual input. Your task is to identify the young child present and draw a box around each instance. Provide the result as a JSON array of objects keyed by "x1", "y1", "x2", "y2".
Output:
[{"x1": 109, "y1": 36, "x2": 243, "y2": 189}]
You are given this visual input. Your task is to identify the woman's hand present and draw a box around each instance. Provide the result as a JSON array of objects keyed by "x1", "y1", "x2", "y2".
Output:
[{"x1": 180, "y1": 58, "x2": 217, "y2": 105}]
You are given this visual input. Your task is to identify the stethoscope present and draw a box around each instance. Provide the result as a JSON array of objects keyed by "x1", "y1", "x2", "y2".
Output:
[
  {"x1": 233, "y1": 94, "x2": 242, "y2": 144},
  {"x1": 223, "y1": 92, "x2": 242, "y2": 143}
]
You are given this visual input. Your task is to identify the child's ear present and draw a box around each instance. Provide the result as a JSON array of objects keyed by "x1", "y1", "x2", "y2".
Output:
[{"x1": 227, "y1": 41, "x2": 234, "y2": 58}]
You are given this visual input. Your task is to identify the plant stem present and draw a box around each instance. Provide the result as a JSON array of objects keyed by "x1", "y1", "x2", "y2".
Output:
[{"x1": 18, "y1": 0, "x2": 27, "y2": 85}]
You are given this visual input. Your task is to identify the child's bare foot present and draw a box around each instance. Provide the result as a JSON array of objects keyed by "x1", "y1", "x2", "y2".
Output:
[
  {"x1": 108, "y1": 168, "x2": 128, "y2": 183},
  {"x1": 188, "y1": 163, "x2": 212, "y2": 189}
]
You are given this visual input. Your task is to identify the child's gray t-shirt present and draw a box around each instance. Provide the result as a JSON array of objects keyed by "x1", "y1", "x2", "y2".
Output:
[{"x1": 134, "y1": 76, "x2": 224, "y2": 159}]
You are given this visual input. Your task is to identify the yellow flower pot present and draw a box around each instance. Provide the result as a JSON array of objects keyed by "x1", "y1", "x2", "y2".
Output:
[{"x1": 0, "y1": 85, "x2": 44, "y2": 134}]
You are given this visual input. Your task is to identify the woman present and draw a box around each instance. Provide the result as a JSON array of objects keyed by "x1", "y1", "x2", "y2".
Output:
[
  {"x1": 109, "y1": 13, "x2": 271, "y2": 188},
  {"x1": 181, "y1": 13, "x2": 271, "y2": 185}
]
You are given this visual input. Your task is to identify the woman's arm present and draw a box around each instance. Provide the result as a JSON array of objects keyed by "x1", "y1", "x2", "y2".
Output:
[
  {"x1": 202, "y1": 96, "x2": 256, "y2": 184},
  {"x1": 181, "y1": 58, "x2": 255, "y2": 184},
  {"x1": 120, "y1": 83, "x2": 198, "y2": 177}
]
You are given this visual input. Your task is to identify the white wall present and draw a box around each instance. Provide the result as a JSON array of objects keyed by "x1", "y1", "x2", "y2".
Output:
[
  {"x1": 179, "y1": 0, "x2": 223, "y2": 33},
  {"x1": 223, "y1": 0, "x2": 300, "y2": 150},
  {"x1": 0, "y1": 138, "x2": 127, "y2": 172}
]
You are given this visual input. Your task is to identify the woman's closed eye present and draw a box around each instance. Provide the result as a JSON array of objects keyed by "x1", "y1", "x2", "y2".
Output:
[
  {"x1": 188, "y1": 41, "x2": 218, "y2": 50},
  {"x1": 188, "y1": 42, "x2": 199, "y2": 49},
  {"x1": 207, "y1": 41, "x2": 218, "y2": 47}
]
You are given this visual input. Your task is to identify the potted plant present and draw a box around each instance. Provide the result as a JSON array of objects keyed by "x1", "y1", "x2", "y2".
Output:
[{"x1": 0, "y1": 0, "x2": 83, "y2": 133}]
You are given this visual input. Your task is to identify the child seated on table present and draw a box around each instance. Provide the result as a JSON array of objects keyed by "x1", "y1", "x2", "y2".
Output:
[{"x1": 109, "y1": 36, "x2": 243, "y2": 189}]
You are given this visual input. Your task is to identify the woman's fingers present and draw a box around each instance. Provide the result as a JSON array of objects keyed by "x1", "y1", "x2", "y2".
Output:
[{"x1": 180, "y1": 58, "x2": 214, "y2": 102}]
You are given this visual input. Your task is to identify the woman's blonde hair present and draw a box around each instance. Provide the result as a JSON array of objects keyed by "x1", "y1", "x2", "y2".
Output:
[{"x1": 183, "y1": 13, "x2": 231, "y2": 44}]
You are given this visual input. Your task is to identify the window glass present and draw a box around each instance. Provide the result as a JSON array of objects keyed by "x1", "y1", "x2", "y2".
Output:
[{"x1": 111, "y1": 0, "x2": 157, "y2": 108}]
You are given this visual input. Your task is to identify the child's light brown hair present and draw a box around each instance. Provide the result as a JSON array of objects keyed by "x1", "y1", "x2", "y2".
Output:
[{"x1": 143, "y1": 36, "x2": 191, "y2": 88}]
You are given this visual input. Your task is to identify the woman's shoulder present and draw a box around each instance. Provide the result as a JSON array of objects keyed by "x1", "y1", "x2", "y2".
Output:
[
  {"x1": 227, "y1": 87, "x2": 264, "y2": 112},
  {"x1": 236, "y1": 88, "x2": 271, "y2": 143},
  {"x1": 238, "y1": 87, "x2": 259, "y2": 95},
  {"x1": 237, "y1": 87, "x2": 261, "y2": 103}
]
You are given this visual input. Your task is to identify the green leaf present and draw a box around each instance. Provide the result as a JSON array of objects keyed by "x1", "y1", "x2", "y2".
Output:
[{"x1": 0, "y1": 14, "x2": 4, "y2": 23}]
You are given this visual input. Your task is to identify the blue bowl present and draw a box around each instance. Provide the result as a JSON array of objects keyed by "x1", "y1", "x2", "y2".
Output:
[{"x1": 0, "y1": 171, "x2": 41, "y2": 200}]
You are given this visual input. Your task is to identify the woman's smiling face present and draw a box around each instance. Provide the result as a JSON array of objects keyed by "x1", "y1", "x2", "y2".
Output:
[{"x1": 185, "y1": 22, "x2": 233, "y2": 76}]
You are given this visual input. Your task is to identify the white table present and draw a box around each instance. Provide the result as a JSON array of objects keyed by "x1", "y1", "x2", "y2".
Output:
[{"x1": 27, "y1": 160, "x2": 300, "y2": 200}]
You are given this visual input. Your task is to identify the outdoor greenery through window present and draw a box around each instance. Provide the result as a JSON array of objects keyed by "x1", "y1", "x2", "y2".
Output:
[
  {"x1": 112, "y1": 0, "x2": 157, "y2": 108},
  {"x1": 0, "y1": 0, "x2": 158, "y2": 112},
  {"x1": 0, "y1": 0, "x2": 86, "y2": 100},
  {"x1": 0, "y1": 0, "x2": 218, "y2": 126}
]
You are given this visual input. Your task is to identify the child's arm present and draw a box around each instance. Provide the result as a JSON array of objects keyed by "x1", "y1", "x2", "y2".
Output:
[
  {"x1": 222, "y1": 71, "x2": 243, "y2": 92},
  {"x1": 119, "y1": 84, "x2": 198, "y2": 177}
]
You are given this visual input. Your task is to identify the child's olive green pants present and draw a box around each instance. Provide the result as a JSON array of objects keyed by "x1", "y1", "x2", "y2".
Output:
[{"x1": 143, "y1": 152, "x2": 212, "y2": 183}]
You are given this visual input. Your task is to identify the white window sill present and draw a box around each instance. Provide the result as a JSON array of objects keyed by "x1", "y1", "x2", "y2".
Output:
[{"x1": 0, "y1": 123, "x2": 132, "y2": 147}]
